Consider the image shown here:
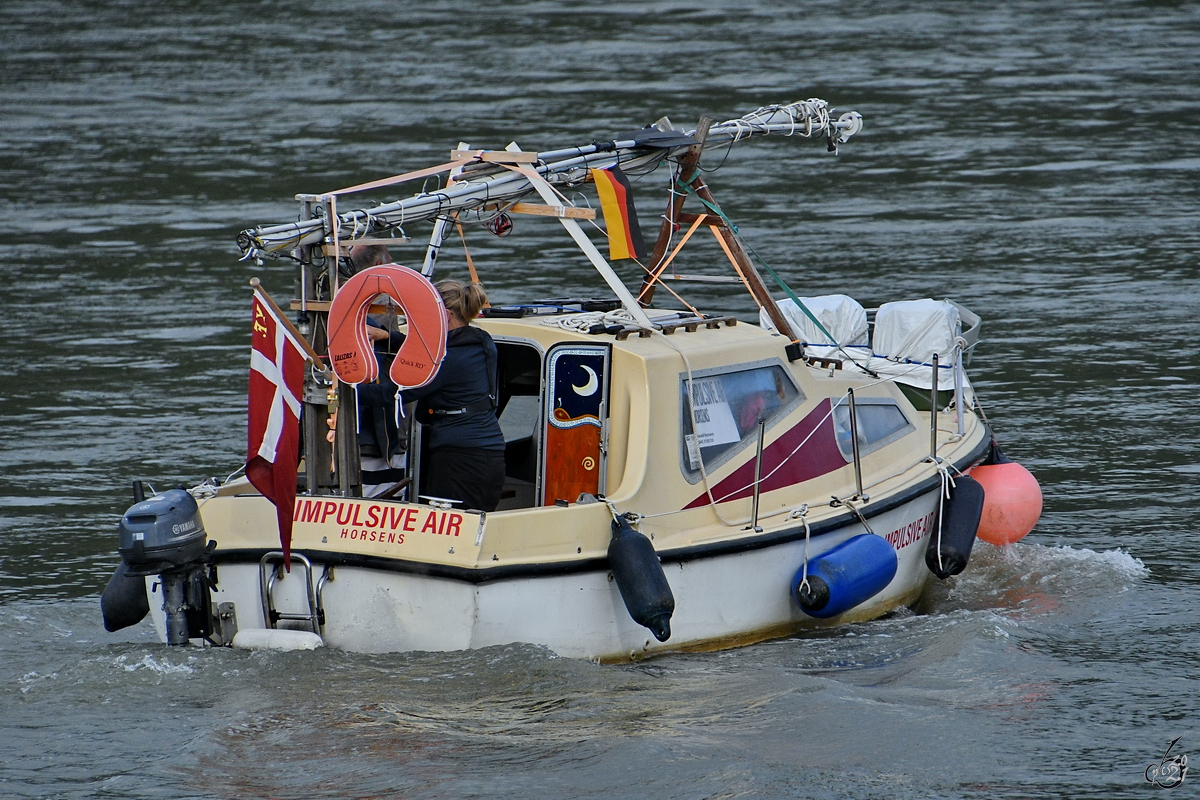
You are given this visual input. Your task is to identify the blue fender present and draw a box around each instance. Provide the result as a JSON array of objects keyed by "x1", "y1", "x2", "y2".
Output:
[{"x1": 792, "y1": 533, "x2": 898, "y2": 619}]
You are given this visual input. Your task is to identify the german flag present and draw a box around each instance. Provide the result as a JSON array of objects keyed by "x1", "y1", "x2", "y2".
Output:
[{"x1": 590, "y1": 165, "x2": 646, "y2": 261}]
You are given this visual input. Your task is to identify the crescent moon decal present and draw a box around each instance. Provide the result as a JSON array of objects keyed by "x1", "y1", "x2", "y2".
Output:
[{"x1": 571, "y1": 365, "x2": 599, "y2": 397}]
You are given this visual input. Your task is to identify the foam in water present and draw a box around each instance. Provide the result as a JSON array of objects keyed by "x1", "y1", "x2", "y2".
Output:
[
  {"x1": 935, "y1": 541, "x2": 1150, "y2": 619},
  {"x1": 115, "y1": 653, "x2": 196, "y2": 675},
  {"x1": 984, "y1": 541, "x2": 1148, "y2": 581}
]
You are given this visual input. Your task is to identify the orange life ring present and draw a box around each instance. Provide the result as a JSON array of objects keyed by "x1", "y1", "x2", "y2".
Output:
[{"x1": 326, "y1": 264, "x2": 448, "y2": 389}]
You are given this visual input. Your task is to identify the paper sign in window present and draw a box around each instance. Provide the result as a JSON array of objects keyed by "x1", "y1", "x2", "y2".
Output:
[{"x1": 688, "y1": 377, "x2": 741, "y2": 448}]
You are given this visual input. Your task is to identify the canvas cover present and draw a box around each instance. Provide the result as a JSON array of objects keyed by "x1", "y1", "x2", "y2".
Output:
[
  {"x1": 872, "y1": 299, "x2": 960, "y2": 362},
  {"x1": 758, "y1": 295, "x2": 869, "y2": 347},
  {"x1": 867, "y1": 299, "x2": 970, "y2": 396}
]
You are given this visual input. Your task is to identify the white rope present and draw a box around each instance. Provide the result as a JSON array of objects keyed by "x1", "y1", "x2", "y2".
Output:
[
  {"x1": 715, "y1": 99, "x2": 832, "y2": 143},
  {"x1": 222, "y1": 463, "x2": 246, "y2": 484},
  {"x1": 708, "y1": 397, "x2": 841, "y2": 504},
  {"x1": 628, "y1": 331, "x2": 937, "y2": 528},
  {"x1": 632, "y1": 368, "x2": 975, "y2": 529},
  {"x1": 539, "y1": 309, "x2": 640, "y2": 333},
  {"x1": 188, "y1": 478, "x2": 220, "y2": 501},
  {"x1": 188, "y1": 462, "x2": 248, "y2": 502},
  {"x1": 652, "y1": 332, "x2": 742, "y2": 527},
  {"x1": 632, "y1": 365, "x2": 970, "y2": 525},
  {"x1": 604, "y1": 499, "x2": 642, "y2": 532},
  {"x1": 834, "y1": 496, "x2": 874, "y2": 535},
  {"x1": 931, "y1": 457, "x2": 957, "y2": 574},
  {"x1": 792, "y1": 504, "x2": 812, "y2": 593}
]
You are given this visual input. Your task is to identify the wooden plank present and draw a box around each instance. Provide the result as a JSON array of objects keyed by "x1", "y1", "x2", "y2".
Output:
[
  {"x1": 322, "y1": 159, "x2": 471, "y2": 197},
  {"x1": 450, "y1": 150, "x2": 539, "y2": 164},
  {"x1": 806, "y1": 356, "x2": 844, "y2": 370},
  {"x1": 676, "y1": 212, "x2": 726, "y2": 228},
  {"x1": 291, "y1": 300, "x2": 332, "y2": 312},
  {"x1": 635, "y1": 213, "x2": 706, "y2": 303},
  {"x1": 659, "y1": 274, "x2": 743, "y2": 283},
  {"x1": 509, "y1": 202, "x2": 596, "y2": 220},
  {"x1": 289, "y1": 300, "x2": 407, "y2": 317},
  {"x1": 504, "y1": 162, "x2": 654, "y2": 329}
]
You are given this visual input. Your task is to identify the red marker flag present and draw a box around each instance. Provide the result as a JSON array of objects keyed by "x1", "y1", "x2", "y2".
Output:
[
  {"x1": 246, "y1": 291, "x2": 307, "y2": 564},
  {"x1": 591, "y1": 165, "x2": 646, "y2": 261}
]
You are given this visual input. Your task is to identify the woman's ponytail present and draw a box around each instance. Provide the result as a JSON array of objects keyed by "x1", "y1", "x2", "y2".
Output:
[{"x1": 435, "y1": 279, "x2": 488, "y2": 323}]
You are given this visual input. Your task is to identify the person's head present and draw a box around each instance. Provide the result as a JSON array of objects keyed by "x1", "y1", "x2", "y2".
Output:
[
  {"x1": 347, "y1": 244, "x2": 392, "y2": 275},
  {"x1": 436, "y1": 279, "x2": 488, "y2": 325}
]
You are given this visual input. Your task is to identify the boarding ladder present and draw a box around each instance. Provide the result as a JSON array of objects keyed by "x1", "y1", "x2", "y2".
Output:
[{"x1": 258, "y1": 552, "x2": 332, "y2": 634}]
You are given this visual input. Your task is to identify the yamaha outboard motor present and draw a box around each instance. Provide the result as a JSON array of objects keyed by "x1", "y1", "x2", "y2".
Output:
[{"x1": 111, "y1": 488, "x2": 213, "y2": 645}]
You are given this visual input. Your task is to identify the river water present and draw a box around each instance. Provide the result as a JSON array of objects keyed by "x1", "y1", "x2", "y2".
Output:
[{"x1": 2, "y1": 1, "x2": 1198, "y2": 797}]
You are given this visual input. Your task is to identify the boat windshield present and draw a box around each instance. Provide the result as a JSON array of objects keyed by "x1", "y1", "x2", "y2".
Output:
[{"x1": 680, "y1": 361, "x2": 803, "y2": 480}]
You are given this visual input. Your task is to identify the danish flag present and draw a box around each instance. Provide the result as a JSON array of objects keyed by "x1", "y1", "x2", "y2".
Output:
[{"x1": 246, "y1": 292, "x2": 307, "y2": 563}]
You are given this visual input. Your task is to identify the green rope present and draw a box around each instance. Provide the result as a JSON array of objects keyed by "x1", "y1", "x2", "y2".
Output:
[{"x1": 678, "y1": 181, "x2": 840, "y2": 347}]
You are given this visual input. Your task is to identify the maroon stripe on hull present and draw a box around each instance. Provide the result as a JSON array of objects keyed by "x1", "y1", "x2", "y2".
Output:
[{"x1": 684, "y1": 398, "x2": 846, "y2": 509}]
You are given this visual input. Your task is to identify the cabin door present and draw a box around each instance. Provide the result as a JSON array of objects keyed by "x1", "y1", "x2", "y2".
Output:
[{"x1": 541, "y1": 343, "x2": 611, "y2": 505}]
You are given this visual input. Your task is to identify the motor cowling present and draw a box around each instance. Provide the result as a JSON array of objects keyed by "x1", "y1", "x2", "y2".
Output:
[{"x1": 118, "y1": 489, "x2": 207, "y2": 576}]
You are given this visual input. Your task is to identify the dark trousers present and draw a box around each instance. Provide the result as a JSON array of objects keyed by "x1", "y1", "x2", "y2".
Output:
[{"x1": 423, "y1": 447, "x2": 506, "y2": 512}]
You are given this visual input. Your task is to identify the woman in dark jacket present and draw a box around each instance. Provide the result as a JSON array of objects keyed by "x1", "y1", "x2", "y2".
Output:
[{"x1": 405, "y1": 280, "x2": 506, "y2": 512}]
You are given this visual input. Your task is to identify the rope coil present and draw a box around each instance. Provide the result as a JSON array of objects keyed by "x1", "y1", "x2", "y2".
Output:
[{"x1": 539, "y1": 309, "x2": 640, "y2": 333}]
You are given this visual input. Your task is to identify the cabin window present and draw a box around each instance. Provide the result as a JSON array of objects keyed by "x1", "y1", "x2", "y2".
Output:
[
  {"x1": 679, "y1": 360, "x2": 803, "y2": 481},
  {"x1": 831, "y1": 397, "x2": 914, "y2": 461}
]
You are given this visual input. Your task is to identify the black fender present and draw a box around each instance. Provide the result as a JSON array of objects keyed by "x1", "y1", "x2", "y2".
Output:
[
  {"x1": 925, "y1": 475, "x2": 985, "y2": 580},
  {"x1": 608, "y1": 517, "x2": 675, "y2": 642}
]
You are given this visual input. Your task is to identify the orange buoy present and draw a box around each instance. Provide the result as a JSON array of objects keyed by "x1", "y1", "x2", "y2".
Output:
[{"x1": 970, "y1": 457, "x2": 1043, "y2": 545}]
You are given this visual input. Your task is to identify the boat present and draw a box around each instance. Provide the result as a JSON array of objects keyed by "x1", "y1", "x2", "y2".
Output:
[{"x1": 100, "y1": 99, "x2": 1042, "y2": 661}]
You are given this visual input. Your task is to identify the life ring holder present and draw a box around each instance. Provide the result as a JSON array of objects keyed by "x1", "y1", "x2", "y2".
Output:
[{"x1": 326, "y1": 264, "x2": 448, "y2": 389}]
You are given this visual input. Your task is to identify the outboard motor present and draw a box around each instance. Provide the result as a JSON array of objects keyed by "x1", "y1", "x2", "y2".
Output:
[{"x1": 111, "y1": 488, "x2": 213, "y2": 645}]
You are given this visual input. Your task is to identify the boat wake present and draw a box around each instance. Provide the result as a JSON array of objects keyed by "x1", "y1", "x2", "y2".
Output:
[{"x1": 920, "y1": 540, "x2": 1147, "y2": 618}]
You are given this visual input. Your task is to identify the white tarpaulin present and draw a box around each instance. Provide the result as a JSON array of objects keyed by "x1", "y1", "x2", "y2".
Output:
[
  {"x1": 866, "y1": 299, "x2": 971, "y2": 396},
  {"x1": 872, "y1": 299, "x2": 960, "y2": 362},
  {"x1": 759, "y1": 295, "x2": 974, "y2": 400},
  {"x1": 759, "y1": 295, "x2": 869, "y2": 346}
]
